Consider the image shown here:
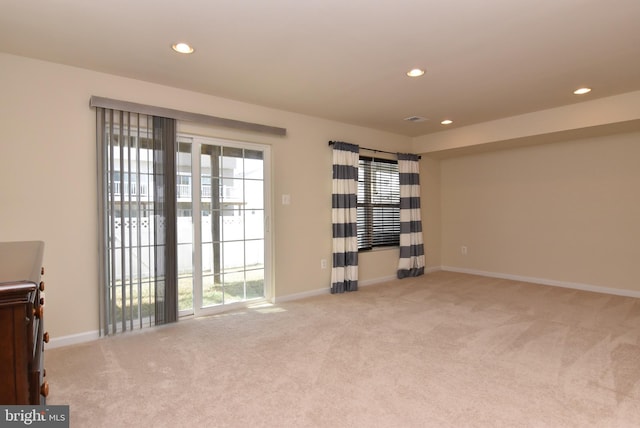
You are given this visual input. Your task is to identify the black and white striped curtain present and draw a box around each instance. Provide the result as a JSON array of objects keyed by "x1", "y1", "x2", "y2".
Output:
[
  {"x1": 331, "y1": 142, "x2": 360, "y2": 293},
  {"x1": 397, "y1": 153, "x2": 425, "y2": 278}
]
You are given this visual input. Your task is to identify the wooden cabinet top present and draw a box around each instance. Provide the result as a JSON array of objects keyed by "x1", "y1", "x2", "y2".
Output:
[{"x1": 0, "y1": 241, "x2": 45, "y2": 287}]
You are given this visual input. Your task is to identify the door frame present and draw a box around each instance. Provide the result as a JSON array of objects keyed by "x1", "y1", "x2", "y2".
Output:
[{"x1": 178, "y1": 133, "x2": 272, "y2": 318}]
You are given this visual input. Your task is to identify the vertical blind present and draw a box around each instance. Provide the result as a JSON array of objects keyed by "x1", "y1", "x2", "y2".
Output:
[{"x1": 96, "y1": 108, "x2": 178, "y2": 335}]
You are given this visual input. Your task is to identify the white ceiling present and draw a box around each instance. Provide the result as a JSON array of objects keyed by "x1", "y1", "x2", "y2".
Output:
[{"x1": 2, "y1": 0, "x2": 640, "y2": 137}]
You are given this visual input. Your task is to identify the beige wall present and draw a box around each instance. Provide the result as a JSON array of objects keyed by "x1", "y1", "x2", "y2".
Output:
[
  {"x1": 413, "y1": 90, "x2": 640, "y2": 155},
  {"x1": 3, "y1": 50, "x2": 636, "y2": 340},
  {"x1": 0, "y1": 53, "x2": 414, "y2": 338},
  {"x1": 439, "y1": 133, "x2": 640, "y2": 292},
  {"x1": 421, "y1": 156, "x2": 441, "y2": 268}
]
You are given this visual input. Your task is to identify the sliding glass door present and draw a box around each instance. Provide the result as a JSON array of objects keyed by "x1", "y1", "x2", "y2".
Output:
[{"x1": 177, "y1": 135, "x2": 271, "y2": 316}]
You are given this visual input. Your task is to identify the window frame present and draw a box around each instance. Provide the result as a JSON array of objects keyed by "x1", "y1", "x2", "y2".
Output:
[{"x1": 357, "y1": 156, "x2": 400, "y2": 251}]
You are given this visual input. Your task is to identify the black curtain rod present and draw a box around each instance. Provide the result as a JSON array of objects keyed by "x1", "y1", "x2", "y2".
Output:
[{"x1": 328, "y1": 141, "x2": 421, "y2": 159}]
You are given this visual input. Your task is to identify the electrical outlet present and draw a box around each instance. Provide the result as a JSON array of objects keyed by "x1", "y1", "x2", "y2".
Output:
[
  {"x1": 461, "y1": 246, "x2": 468, "y2": 255},
  {"x1": 320, "y1": 259, "x2": 327, "y2": 269}
]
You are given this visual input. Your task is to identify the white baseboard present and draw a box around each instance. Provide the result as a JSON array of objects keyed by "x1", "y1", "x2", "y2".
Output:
[
  {"x1": 273, "y1": 272, "x2": 421, "y2": 303},
  {"x1": 272, "y1": 287, "x2": 329, "y2": 303},
  {"x1": 359, "y1": 275, "x2": 396, "y2": 287},
  {"x1": 441, "y1": 266, "x2": 640, "y2": 299},
  {"x1": 47, "y1": 330, "x2": 100, "y2": 349}
]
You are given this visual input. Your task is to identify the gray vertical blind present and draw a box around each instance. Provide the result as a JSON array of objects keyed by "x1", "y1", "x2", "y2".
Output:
[{"x1": 96, "y1": 108, "x2": 178, "y2": 335}]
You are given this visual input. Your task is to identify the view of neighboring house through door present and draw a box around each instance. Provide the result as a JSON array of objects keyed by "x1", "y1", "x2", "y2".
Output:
[{"x1": 177, "y1": 135, "x2": 271, "y2": 316}]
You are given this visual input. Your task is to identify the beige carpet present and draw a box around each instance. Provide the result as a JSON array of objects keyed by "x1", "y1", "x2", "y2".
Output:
[{"x1": 46, "y1": 271, "x2": 640, "y2": 427}]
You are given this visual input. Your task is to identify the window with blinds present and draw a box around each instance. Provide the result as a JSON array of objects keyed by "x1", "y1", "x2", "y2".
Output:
[{"x1": 357, "y1": 156, "x2": 400, "y2": 250}]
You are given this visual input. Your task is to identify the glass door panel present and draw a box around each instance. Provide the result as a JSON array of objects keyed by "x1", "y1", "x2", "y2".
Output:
[
  {"x1": 244, "y1": 180, "x2": 264, "y2": 209},
  {"x1": 177, "y1": 140, "x2": 194, "y2": 314},
  {"x1": 177, "y1": 137, "x2": 270, "y2": 316},
  {"x1": 175, "y1": 135, "x2": 270, "y2": 317},
  {"x1": 245, "y1": 212, "x2": 264, "y2": 240}
]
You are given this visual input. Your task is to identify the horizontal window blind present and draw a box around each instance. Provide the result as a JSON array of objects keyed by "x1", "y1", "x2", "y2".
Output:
[{"x1": 357, "y1": 156, "x2": 400, "y2": 250}]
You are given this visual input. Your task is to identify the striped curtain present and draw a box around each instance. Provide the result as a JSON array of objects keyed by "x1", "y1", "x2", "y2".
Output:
[
  {"x1": 397, "y1": 153, "x2": 425, "y2": 278},
  {"x1": 331, "y1": 142, "x2": 360, "y2": 293}
]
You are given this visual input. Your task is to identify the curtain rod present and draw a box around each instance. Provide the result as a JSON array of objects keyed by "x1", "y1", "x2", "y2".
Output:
[
  {"x1": 90, "y1": 96, "x2": 287, "y2": 136},
  {"x1": 328, "y1": 141, "x2": 421, "y2": 159}
]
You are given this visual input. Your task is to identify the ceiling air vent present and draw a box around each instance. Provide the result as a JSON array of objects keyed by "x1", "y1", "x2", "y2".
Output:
[{"x1": 404, "y1": 116, "x2": 427, "y2": 123}]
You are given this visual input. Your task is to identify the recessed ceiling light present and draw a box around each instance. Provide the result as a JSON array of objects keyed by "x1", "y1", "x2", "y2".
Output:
[
  {"x1": 407, "y1": 68, "x2": 425, "y2": 77},
  {"x1": 441, "y1": 119, "x2": 453, "y2": 125},
  {"x1": 573, "y1": 87, "x2": 591, "y2": 95},
  {"x1": 172, "y1": 42, "x2": 194, "y2": 54}
]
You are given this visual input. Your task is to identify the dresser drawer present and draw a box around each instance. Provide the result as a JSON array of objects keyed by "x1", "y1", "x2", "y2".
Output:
[
  {"x1": 0, "y1": 303, "x2": 32, "y2": 404},
  {"x1": 0, "y1": 241, "x2": 46, "y2": 405},
  {"x1": 30, "y1": 316, "x2": 47, "y2": 405}
]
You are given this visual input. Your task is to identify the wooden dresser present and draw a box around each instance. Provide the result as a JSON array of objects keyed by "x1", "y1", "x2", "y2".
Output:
[{"x1": 0, "y1": 241, "x2": 49, "y2": 405}]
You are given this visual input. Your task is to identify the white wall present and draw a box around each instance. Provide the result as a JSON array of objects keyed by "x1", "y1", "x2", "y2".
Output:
[{"x1": 0, "y1": 53, "x2": 414, "y2": 338}]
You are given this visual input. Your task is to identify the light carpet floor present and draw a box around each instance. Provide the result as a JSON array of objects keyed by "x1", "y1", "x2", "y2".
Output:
[{"x1": 46, "y1": 271, "x2": 640, "y2": 427}]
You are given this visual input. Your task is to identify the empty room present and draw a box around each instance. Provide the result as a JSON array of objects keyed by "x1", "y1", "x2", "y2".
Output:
[{"x1": 1, "y1": 1, "x2": 639, "y2": 427}]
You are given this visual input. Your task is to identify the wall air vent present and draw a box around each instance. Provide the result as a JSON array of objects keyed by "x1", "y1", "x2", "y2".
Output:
[{"x1": 404, "y1": 116, "x2": 427, "y2": 123}]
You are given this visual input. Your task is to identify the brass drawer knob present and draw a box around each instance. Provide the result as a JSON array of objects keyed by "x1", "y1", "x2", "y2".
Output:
[
  {"x1": 43, "y1": 332, "x2": 50, "y2": 343},
  {"x1": 39, "y1": 281, "x2": 45, "y2": 292},
  {"x1": 41, "y1": 381, "x2": 49, "y2": 397},
  {"x1": 33, "y1": 306, "x2": 44, "y2": 319}
]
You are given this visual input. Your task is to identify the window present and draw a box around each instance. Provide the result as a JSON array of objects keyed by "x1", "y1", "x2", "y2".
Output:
[{"x1": 357, "y1": 156, "x2": 400, "y2": 250}]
